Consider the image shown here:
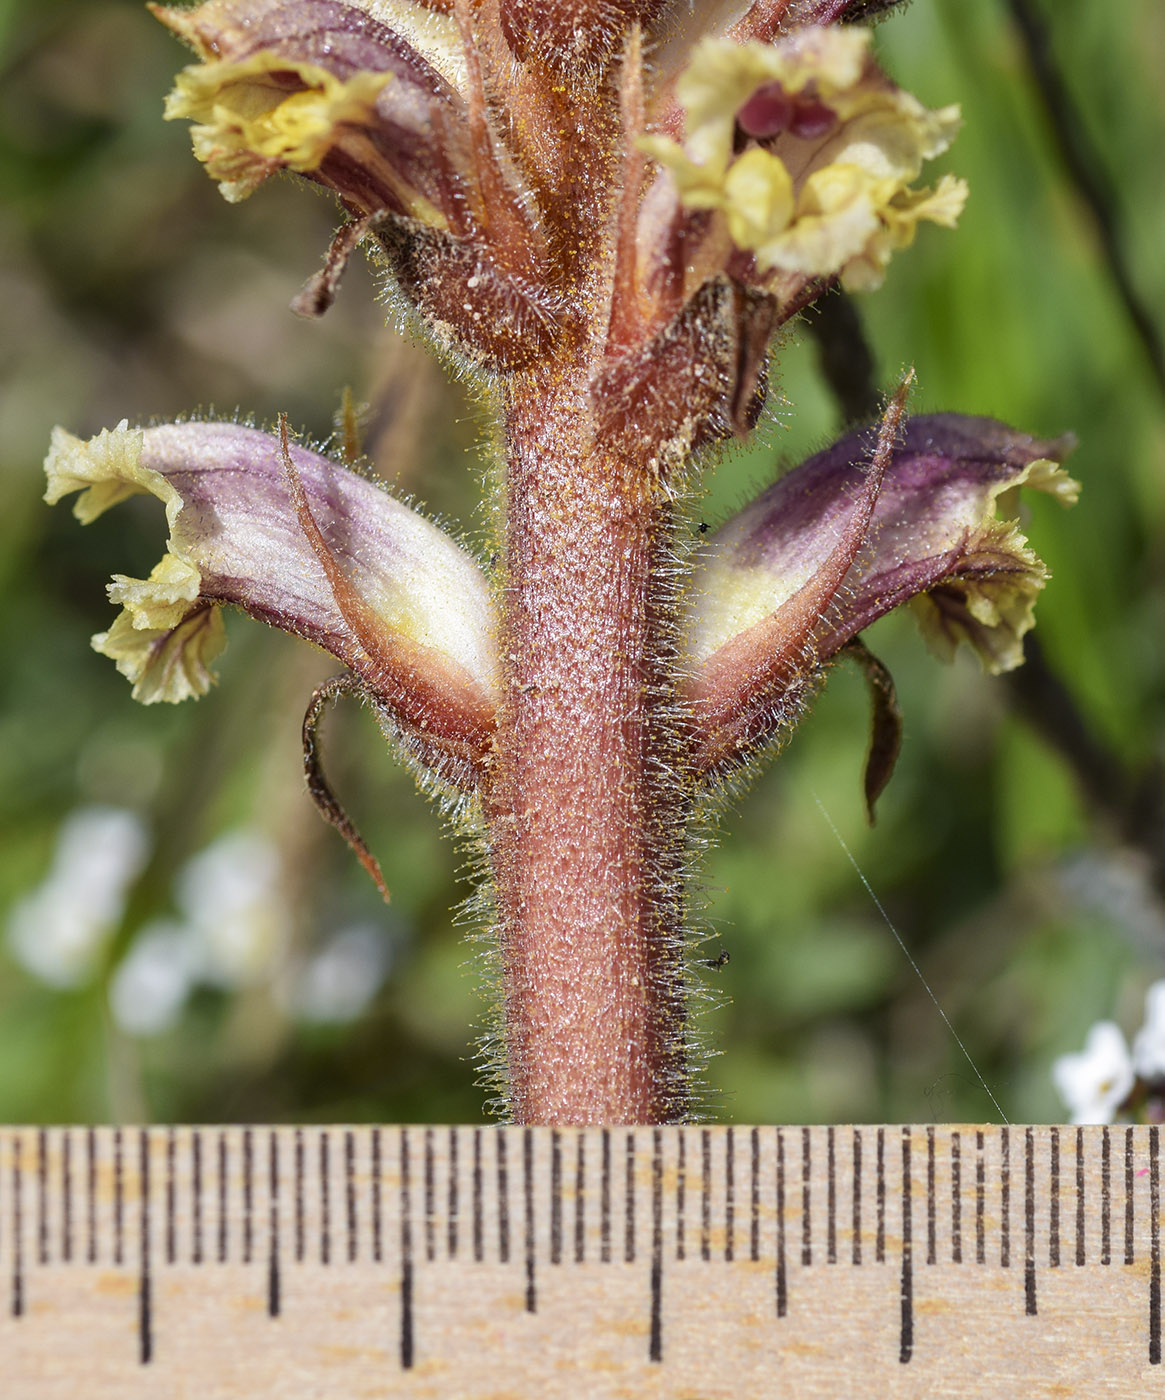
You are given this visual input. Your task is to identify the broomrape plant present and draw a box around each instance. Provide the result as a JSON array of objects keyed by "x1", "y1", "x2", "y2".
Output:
[{"x1": 44, "y1": 0, "x2": 1077, "y2": 1124}]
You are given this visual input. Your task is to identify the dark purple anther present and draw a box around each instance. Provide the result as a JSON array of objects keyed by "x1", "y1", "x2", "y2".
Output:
[
  {"x1": 737, "y1": 81, "x2": 794, "y2": 138},
  {"x1": 737, "y1": 82, "x2": 837, "y2": 143},
  {"x1": 788, "y1": 99, "x2": 837, "y2": 140}
]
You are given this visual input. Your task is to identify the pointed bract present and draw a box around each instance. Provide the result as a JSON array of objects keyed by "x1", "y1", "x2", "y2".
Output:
[{"x1": 686, "y1": 413, "x2": 1078, "y2": 766}]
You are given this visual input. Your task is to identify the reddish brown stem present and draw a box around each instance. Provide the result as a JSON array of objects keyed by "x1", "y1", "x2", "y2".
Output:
[
  {"x1": 605, "y1": 26, "x2": 647, "y2": 355},
  {"x1": 487, "y1": 366, "x2": 688, "y2": 1125},
  {"x1": 279, "y1": 418, "x2": 495, "y2": 774}
]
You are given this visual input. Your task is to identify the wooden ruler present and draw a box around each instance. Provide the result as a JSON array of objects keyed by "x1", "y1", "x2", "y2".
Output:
[{"x1": 0, "y1": 1125, "x2": 1159, "y2": 1397}]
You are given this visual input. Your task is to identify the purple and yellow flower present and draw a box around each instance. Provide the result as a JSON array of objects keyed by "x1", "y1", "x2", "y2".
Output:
[
  {"x1": 686, "y1": 411, "x2": 1077, "y2": 776},
  {"x1": 639, "y1": 26, "x2": 967, "y2": 299},
  {"x1": 44, "y1": 418, "x2": 499, "y2": 792}
]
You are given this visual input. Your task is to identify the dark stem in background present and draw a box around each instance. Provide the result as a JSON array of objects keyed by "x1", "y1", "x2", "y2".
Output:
[
  {"x1": 805, "y1": 287, "x2": 881, "y2": 426},
  {"x1": 807, "y1": 287, "x2": 1165, "y2": 893},
  {"x1": 1006, "y1": 0, "x2": 1165, "y2": 402},
  {"x1": 1005, "y1": 635, "x2": 1165, "y2": 895}
]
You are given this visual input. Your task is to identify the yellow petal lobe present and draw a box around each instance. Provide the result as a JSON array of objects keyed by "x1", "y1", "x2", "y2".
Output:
[
  {"x1": 165, "y1": 53, "x2": 391, "y2": 202},
  {"x1": 44, "y1": 424, "x2": 225, "y2": 703}
]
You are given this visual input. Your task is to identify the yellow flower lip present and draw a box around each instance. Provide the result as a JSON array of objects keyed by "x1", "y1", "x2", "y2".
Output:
[{"x1": 42, "y1": 421, "x2": 227, "y2": 703}]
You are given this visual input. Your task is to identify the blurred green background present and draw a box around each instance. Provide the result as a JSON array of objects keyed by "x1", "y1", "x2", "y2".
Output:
[{"x1": 0, "y1": 0, "x2": 1162, "y2": 1127}]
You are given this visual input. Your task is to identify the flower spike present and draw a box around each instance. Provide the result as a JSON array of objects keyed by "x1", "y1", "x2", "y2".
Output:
[{"x1": 44, "y1": 0, "x2": 1080, "y2": 1123}]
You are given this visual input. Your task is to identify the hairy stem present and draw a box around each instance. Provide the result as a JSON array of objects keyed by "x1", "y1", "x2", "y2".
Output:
[{"x1": 487, "y1": 365, "x2": 688, "y2": 1125}]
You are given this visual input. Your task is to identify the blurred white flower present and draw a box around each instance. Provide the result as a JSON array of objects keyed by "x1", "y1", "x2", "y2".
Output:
[
  {"x1": 1052, "y1": 1021, "x2": 1135, "y2": 1125},
  {"x1": 7, "y1": 807, "x2": 150, "y2": 987},
  {"x1": 11, "y1": 812, "x2": 393, "y2": 1036},
  {"x1": 176, "y1": 830, "x2": 288, "y2": 988},
  {"x1": 1133, "y1": 980, "x2": 1165, "y2": 1081},
  {"x1": 279, "y1": 923, "x2": 392, "y2": 1025},
  {"x1": 109, "y1": 920, "x2": 200, "y2": 1036}
]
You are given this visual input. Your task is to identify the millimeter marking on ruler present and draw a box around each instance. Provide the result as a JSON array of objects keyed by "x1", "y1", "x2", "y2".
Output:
[{"x1": 1, "y1": 1125, "x2": 1164, "y2": 1399}]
